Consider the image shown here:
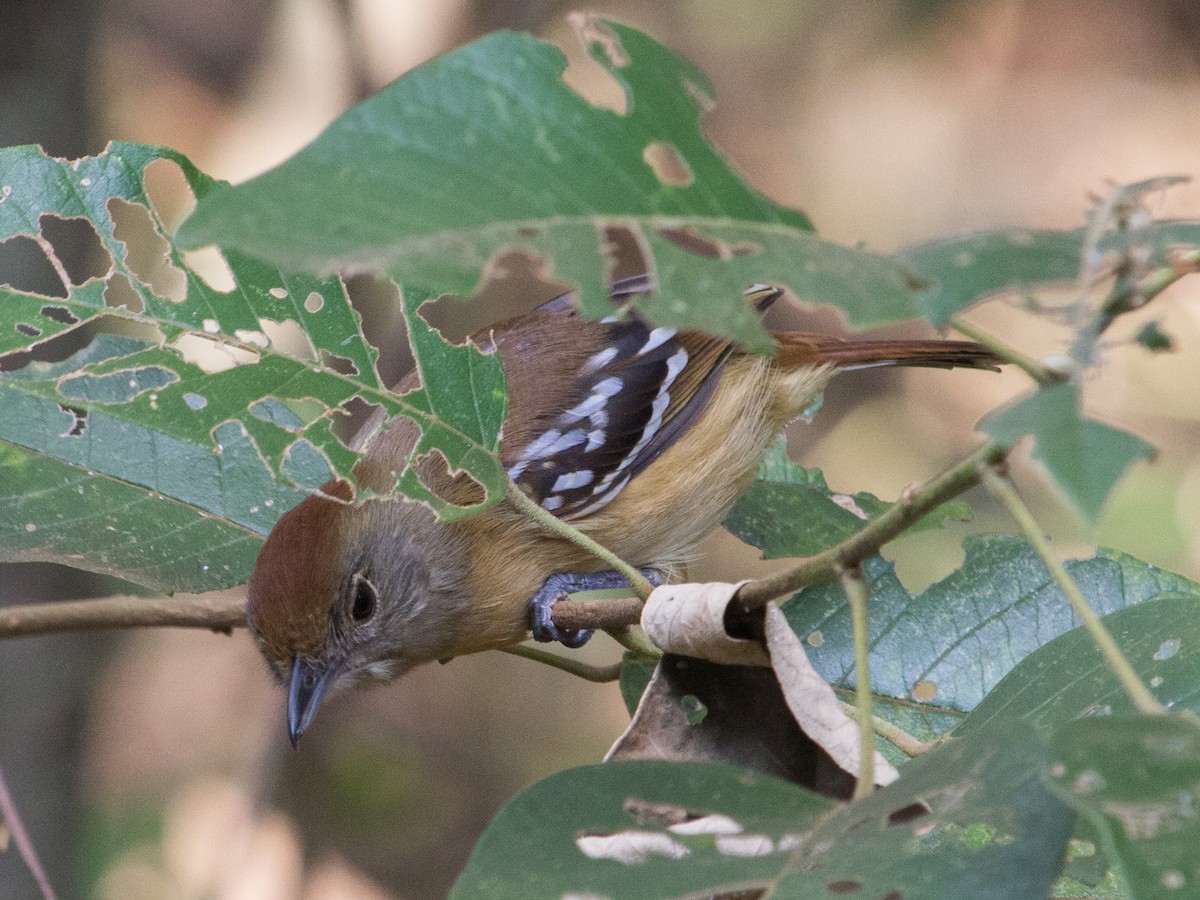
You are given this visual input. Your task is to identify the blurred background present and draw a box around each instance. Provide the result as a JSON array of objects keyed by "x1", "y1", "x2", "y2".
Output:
[{"x1": 3, "y1": 0, "x2": 1200, "y2": 896}]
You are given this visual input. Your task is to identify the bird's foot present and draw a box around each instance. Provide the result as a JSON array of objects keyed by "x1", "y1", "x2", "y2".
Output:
[{"x1": 528, "y1": 568, "x2": 665, "y2": 647}]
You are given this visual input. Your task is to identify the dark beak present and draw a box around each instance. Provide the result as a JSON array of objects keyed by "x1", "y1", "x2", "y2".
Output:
[{"x1": 288, "y1": 654, "x2": 338, "y2": 747}]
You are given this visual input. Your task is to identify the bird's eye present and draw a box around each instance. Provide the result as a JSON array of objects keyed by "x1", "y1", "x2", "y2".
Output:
[{"x1": 350, "y1": 575, "x2": 377, "y2": 623}]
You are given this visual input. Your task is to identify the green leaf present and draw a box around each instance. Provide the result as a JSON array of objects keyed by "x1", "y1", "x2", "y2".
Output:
[
  {"x1": 1135, "y1": 320, "x2": 1174, "y2": 352},
  {"x1": 176, "y1": 20, "x2": 927, "y2": 351},
  {"x1": 723, "y1": 438, "x2": 971, "y2": 558},
  {"x1": 1047, "y1": 715, "x2": 1200, "y2": 900},
  {"x1": 785, "y1": 537, "x2": 1198, "y2": 738},
  {"x1": 904, "y1": 220, "x2": 1200, "y2": 326},
  {"x1": 0, "y1": 442, "x2": 263, "y2": 593},
  {"x1": 619, "y1": 651, "x2": 659, "y2": 716},
  {"x1": 371, "y1": 285, "x2": 507, "y2": 517},
  {"x1": 0, "y1": 143, "x2": 507, "y2": 590},
  {"x1": 957, "y1": 594, "x2": 1200, "y2": 736},
  {"x1": 903, "y1": 228, "x2": 1087, "y2": 326},
  {"x1": 981, "y1": 383, "x2": 1154, "y2": 520},
  {"x1": 453, "y1": 727, "x2": 1071, "y2": 900}
]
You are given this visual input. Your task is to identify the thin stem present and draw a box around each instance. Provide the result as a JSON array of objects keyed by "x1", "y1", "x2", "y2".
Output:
[
  {"x1": 1099, "y1": 245, "x2": 1200, "y2": 322},
  {"x1": 0, "y1": 594, "x2": 245, "y2": 640},
  {"x1": 736, "y1": 443, "x2": 1006, "y2": 611},
  {"x1": 604, "y1": 625, "x2": 661, "y2": 657},
  {"x1": 949, "y1": 315, "x2": 1064, "y2": 386},
  {"x1": 0, "y1": 762, "x2": 56, "y2": 900},
  {"x1": 839, "y1": 703, "x2": 939, "y2": 758},
  {"x1": 841, "y1": 567, "x2": 876, "y2": 799},
  {"x1": 499, "y1": 644, "x2": 622, "y2": 682},
  {"x1": 980, "y1": 465, "x2": 1165, "y2": 715},
  {"x1": 506, "y1": 483, "x2": 653, "y2": 596}
]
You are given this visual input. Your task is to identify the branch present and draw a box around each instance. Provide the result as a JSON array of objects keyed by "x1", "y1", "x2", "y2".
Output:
[
  {"x1": 549, "y1": 443, "x2": 1008, "y2": 636},
  {"x1": 0, "y1": 593, "x2": 245, "y2": 640},
  {"x1": 733, "y1": 442, "x2": 1006, "y2": 611},
  {"x1": 0, "y1": 443, "x2": 1007, "y2": 645}
]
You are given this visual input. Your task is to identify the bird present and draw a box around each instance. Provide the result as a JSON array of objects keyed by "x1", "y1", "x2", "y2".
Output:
[{"x1": 245, "y1": 278, "x2": 1000, "y2": 744}]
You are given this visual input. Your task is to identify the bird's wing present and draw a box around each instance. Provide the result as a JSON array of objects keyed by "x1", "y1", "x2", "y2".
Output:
[{"x1": 505, "y1": 315, "x2": 737, "y2": 520}]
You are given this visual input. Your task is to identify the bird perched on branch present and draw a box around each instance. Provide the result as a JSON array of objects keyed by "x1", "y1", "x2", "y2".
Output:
[{"x1": 247, "y1": 278, "x2": 999, "y2": 744}]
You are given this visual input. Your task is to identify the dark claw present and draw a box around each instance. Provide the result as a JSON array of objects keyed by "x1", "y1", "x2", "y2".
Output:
[{"x1": 527, "y1": 568, "x2": 666, "y2": 648}]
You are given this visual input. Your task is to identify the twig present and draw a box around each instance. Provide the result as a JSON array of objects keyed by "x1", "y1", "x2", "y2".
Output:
[
  {"x1": 839, "y1": 703, "x2": 939, "y2": 758},
  {"x1": 1102, "y1": 245, "x2": 1200, "y2": 320},
  {"x1": 0, "y1": 762, "x2": 56, "y2": 900},
  {"x1": 506, "y1": 483, "x2": 654, "y2": 596},
  {"x1": 841, "y1": 567, "x2": 876, "y2": 799},
  {"x1": 553, "y1": 443, "x2": 1008, "y2": 635},
  {"x1": 551, "y1": 596, "x2": 642, "y2": 634},
  {"x1": 0, "y1": 594, "x2": 246, "y2": 640},
  {"x1": 949, "y1": 315, "x2": 1065, "y2": 386},
  {"x1": 603, "y1": 625, "x2": 661, "y2": 657},
  {"x1": 499, "y1": 644, "x2": 622, "y2": 681},
  {"x1": 734, "y1": 443, "x2": 1007, "y2": 611},
  {"x1": 980, "y1": 465, "x2": 1165, "y2": 716}
]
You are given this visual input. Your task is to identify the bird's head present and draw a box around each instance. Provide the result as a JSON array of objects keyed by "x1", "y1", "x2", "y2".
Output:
[{"x1": 246, "y1": 479, "x2": 470, "y2": 745}]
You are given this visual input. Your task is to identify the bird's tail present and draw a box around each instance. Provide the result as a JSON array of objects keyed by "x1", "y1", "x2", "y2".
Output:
[{"x1": 774, "y1": 332, "x2": 1003, "y2": 373}]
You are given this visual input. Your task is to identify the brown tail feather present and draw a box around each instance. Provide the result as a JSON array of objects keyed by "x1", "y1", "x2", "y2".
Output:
[{"x1": 773, "y1": 332, "x2": 1002, "y2": 372}]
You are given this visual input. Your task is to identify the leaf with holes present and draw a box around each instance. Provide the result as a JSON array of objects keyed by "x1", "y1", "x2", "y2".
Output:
[
  {"x1": 957, "y1": 594, "x2": 1200, "y2": 737},
  {"x1": 903, "y1": 220, "x2": 1200, "y2": 326},
  {"x1": 453, "y1": 727, "x2": 1071, "y2": 900},
  {"x1": 782, "y1": 537, "x2": 1199, "y2": 746},
  {"x1": 176, "y1": 17, "x2": 935, "y2": 352},
  {"x1": 1047, "y1": 715, "x2": 1200, "y2": 900},
  {"x1": 0, "y1": 143, "x2": 507, "y2": 591}
]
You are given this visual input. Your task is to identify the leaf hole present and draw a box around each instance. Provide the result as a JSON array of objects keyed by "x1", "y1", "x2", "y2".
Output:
[
  {"x1": 258, "y1": 317, "x2": 317, "y2": 361},
  {"x1": 38, "y1": 214, "x2": 111, "y2": 285},
  {"x1": 886, "y1": 801, "x2": 930, "y2": 826},
  {"x1": 643, "y1": 142, "x2": 694, "y2": 188},
  {"x1": 414, "y1": 449, "x2": 487, "y2": 509},
  {"x1": 0, "y1": 234, "x2": 67, "y2": 297},
  {"x1": 171, "y1": 333, "x2": 260, "y2": 374},
  {"x1": 58, "y1": 404, "x2": 88, "y2": 437},
  {"x1": 304, "y1": 291, "x2": 325, "y2": 313},
  {"x1": 420, "y1": 250, "x2": 570, "y2": 344},
  {"x1": 1154, "y1": 637, "x2": 1181, "y2": 661},
  {"x1": 319, "y1": 350, "x2": 359, "y2": 376},
  {"x1": 561, "y1": 13, "x2": 628, "y2": 115},
  {"x1": 657, "y1": 224, "x2": 727, "y2": 260},
  {"x1": 0, "y1": 314, "x2": 162, "y2": 373},
  {"x1": 345, "y1": 275, "x2": 411, "y2": 387},
  {"x1": 181, "y1": 246, "x2": 236, "y2": 293},
  {"x1": 142, "y1": 157, "x2": 196, "y2": 231},
  {"x1": 40, "y1": 305, "x2": 79, "y2": 325},
  {"x1": 104, "y1": 271, "x2": 145, "y2": 313},
  {"x1": 335, "y1": 395, "x2": 385, "y2": 452},
  {"x1": 623, "y1": 798, "x2": 695, "y2": 828},
  {"x1": 107, "y1": 196, "x2": 187, "y2": 302},
  {"x1": 604, "y1": 224, "x2": 653, "y2": 289},
  {"x1": 15, "y1": 323, "x2": 41, "y2": 337}
]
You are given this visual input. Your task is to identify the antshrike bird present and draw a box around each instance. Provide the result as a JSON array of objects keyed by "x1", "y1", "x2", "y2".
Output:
[{"x1": 247, "y1": 280, "x2": 999, "y2": 744}]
